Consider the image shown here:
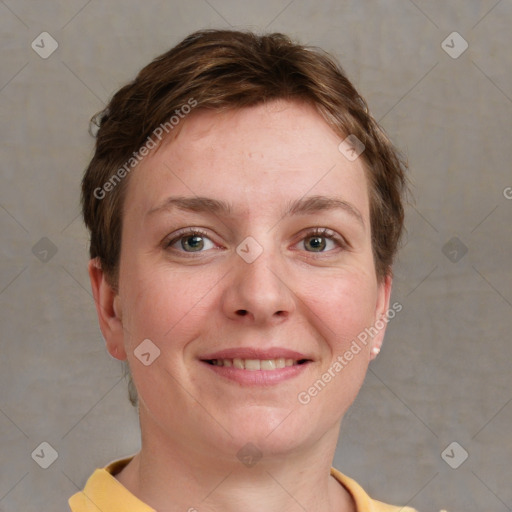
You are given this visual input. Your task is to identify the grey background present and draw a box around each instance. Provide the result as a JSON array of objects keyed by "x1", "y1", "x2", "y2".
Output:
[{"x1": 1, "y1": 1, "x2": 511, "y2": 511}]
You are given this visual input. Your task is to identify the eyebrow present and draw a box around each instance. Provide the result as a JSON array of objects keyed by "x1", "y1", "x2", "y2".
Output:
[
  {"x1": 147, "y1": 194, "x2": 364, "y2": 227},
  {"x1": 147, "y1": 196, "x2": 232, "y2": 216},
  {"x1": 285, "y1": 195, "x2": 364, "y2": 227}
]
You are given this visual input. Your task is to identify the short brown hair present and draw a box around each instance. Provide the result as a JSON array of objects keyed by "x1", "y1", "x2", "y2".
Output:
[{"x1": 82, "y1": 29, "x2": 407, "y2": 288}]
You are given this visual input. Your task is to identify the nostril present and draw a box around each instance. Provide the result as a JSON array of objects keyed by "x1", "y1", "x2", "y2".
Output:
[{"x1": 234, "y1": 309, "x2": 286, "y2": 318}]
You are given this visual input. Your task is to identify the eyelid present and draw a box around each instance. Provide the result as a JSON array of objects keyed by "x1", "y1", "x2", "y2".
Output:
[
  {"x1": 164, "y1": 227, "x2": 222, "y2": 252},
  {"x1": 294, "y1": 227, "x2": 349, "y2": 251}
]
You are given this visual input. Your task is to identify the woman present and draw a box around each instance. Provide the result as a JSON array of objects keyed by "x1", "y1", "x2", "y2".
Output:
[{"x1": 70, "y1": 29, "x2": 416, "y2": 512}]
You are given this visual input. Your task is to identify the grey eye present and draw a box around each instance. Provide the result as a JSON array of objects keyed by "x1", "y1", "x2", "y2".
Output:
[
  {"x1": 304, "y1": 235, "x2": 327, "y2": 252},
  {"x1": 181, "y1": 235, "x2": 205, "y2": 252},
  {"x1": 167, "y1": 231, "x2": 216, "y2": 252}
]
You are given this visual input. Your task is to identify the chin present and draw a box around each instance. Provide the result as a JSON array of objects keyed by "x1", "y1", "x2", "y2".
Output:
[{"x1": 220, "y1": 405, "x2": 323, "y2": 457}]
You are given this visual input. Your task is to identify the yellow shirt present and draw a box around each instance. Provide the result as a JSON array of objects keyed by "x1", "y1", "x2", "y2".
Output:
[{"x1": 68, "y1": 457, "x2": 417, "y2": 512}]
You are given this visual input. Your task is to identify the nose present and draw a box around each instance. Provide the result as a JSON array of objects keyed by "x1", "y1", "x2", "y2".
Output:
[{"x1": 221, "y1": 246, "x2": 296, "y2": 326}]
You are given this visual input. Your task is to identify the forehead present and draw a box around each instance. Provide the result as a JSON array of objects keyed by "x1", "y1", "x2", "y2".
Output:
[
  {"x1": 162, "y1": 100, "x2": 341, "y2": 169},
  {"x1": 124, "y1": 100, "x2": 370, "y2": 219}
]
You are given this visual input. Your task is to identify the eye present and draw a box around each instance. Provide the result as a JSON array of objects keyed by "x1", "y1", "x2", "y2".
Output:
[
  {"x1": 166, "y1": 229, "x2": 216, "y2": 253},
  {"x1": 299, "y1": 228, "x2": 345, "y2": 253}
]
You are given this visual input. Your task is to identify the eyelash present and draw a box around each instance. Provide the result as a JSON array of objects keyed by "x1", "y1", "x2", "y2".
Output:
[
  {"x1": 298, "y1": 227, "x2": 347, "y2": 252},
  {"x1": 164, "y1": 227, "x2": 347, "y2": 255},
  {"x1": 164, "y1": 228, "x2": 216, "y2": 253}
]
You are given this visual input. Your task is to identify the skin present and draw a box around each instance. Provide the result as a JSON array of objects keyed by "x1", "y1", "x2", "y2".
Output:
[{"x1": 89, "y1": 99, "x2": 392, "y2": 512}]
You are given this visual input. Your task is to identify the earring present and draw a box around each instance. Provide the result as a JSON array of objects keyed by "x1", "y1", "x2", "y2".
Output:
[{"x1": 371, "y1": 347, "x2": 380, "y2": 356}]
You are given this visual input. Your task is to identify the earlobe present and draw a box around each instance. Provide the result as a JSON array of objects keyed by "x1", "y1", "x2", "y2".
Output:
[
  {"x1": 370, "y1": 274, "x2": 392, "y2": 360},
  {"x1": 88, "y1": 258, "x2": 127, "y2": 360}
]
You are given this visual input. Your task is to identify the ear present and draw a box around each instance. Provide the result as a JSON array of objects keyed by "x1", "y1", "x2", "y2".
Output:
[
  {"x1": 88, "y1": 258, "x2": 127, "y2": 360},
  {"x1": 370, "y1": 274, "x2": 393, "y2": 360}
]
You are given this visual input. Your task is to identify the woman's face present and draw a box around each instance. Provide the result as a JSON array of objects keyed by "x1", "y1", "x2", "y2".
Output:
[{"x1": 113, "y1": 100, "x2": 391, "y2": 460}]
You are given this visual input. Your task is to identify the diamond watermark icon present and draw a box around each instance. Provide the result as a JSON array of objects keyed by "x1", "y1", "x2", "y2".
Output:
[
  {"x1": 236, "y1": 443, "x2": 262, "y2": 468},
  {"x1": 31, "y1": 32, "x2": 59, "y2": 59},
  {"x1": 32, "y1": 237, "x2": 58, "y2": 262},
  {"x1": 236, "y1": 236, "x2": 263, "y2": 264},
  {"x1": 31, "y1": 441, "x2": 58, "y2": 469},
  {"x1": 442, "y1": 236, "x2": 468, "y2": 263},
  {"x1": 441, "y1": 441, "x2": 468, "y2": 469},
  {"x1": 441, "y1": 32, "x2": 468, "y2": 59},
  {"x1": 338, "y1": 134, "x2": 365, "y2": 161},
  {"x1": 134, "y1": 338, "x2": 161, "y2": 366}
]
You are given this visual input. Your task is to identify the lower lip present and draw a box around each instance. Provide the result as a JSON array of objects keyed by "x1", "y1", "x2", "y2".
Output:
[{"x1": 201, "y1": 361, "x2": 311, "y2": 386}]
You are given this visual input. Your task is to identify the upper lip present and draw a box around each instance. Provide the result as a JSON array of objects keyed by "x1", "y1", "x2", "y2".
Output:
[{"x1": 200, "y1": 347, "x2": 312, "y2": 361}]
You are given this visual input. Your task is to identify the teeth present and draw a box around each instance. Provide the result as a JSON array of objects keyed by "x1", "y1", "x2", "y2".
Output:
[
  {"x1": 233, "y1": 358, "x2": 244, "y2": 369},
  {"x1": 245, "y1": 359, "x2": 261, "y2": 371},
  {"x1": 210, "y1": 358, "x2": 305, "y2": 370},
  {"x1": 260, "y1": 359, "x2": 276, "y2": 370}
]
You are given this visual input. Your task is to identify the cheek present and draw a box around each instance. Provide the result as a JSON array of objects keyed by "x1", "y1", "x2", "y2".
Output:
[
  {"x1": 302, "y1": 270, "x2": 379, "y2": 349},
  {"x1": 120, "y1": 267, "x2": 211, "y2": 406},
  {"x1": 290, "y1": 278, "x2": 376, "y2": 428},
  {"x1": 121, "y1": 262, "x2": 217, "y2": 349}
]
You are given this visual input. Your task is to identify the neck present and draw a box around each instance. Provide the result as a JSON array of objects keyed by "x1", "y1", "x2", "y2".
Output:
[{"x1": 115, "y1": 414, "x2": 355, "y2": 512}]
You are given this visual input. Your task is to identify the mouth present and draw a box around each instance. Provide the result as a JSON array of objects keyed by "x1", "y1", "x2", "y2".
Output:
[
  {"x1": 199, "y1": 348, "x2": 313, "y2": 385},
  {"x1": 203, "y1": 358, "x2": 310, "y2": 370}
]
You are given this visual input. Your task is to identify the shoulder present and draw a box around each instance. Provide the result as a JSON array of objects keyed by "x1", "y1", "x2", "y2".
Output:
[
  {"x1": 331, "y1": 467, "x2": 418, "y2": 512},
  {"x1": 68, "y1": 457, "x2": 154, "y2": 512}
]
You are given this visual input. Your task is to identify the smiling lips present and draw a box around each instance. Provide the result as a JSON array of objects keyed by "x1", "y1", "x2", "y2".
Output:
[
  {"x1": 206, "y1": 357, "x2": 307, "y2": 370},
  {"x1": 200, "y1": 348, "x2": 312, "y2": 384}
]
